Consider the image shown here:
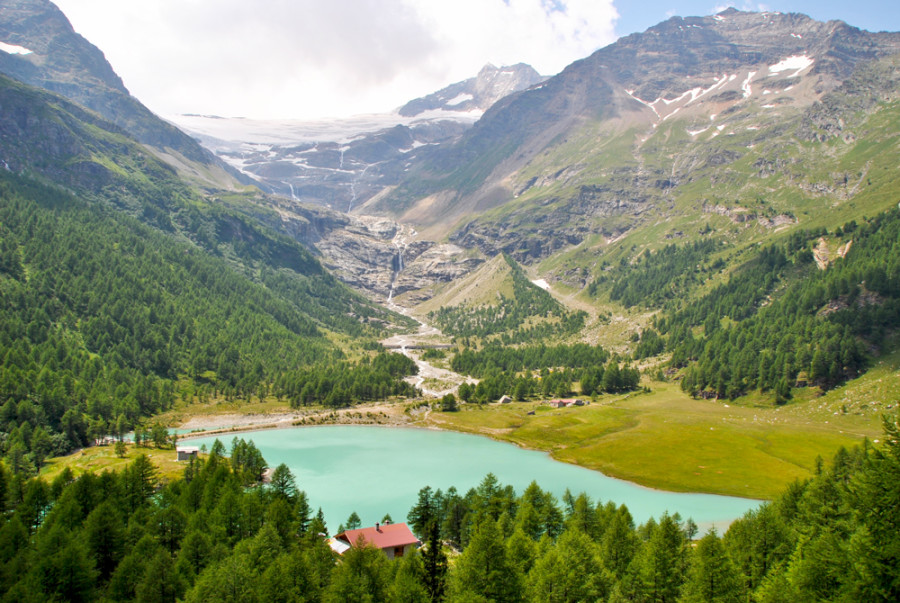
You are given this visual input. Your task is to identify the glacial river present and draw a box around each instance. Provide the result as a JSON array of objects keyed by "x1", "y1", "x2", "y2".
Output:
[{"x1": 188, "y1": 425, "x2": 761, "y2": 533}]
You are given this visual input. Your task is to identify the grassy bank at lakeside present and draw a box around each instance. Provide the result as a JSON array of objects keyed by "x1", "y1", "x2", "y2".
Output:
[
  {"x1": 41, "y1": 442, "x2": 190, "y2": 483},
  {"x1": 40, "y1": 350, "x2": 896, "y2": 500},
  {"x1": 423, "y1": 358, "x2": 895, "y2": 500}
]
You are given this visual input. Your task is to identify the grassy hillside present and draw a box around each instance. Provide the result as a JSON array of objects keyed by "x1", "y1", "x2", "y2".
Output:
[{"x1": 424, "y1": 254, "x2": 586, "y2": 345}]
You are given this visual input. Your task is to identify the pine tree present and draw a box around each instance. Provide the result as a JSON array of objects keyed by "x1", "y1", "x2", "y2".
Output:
[
  {"x1": 636, "y1": 513, "x2": 686, "y2": 602},
  {"x1": 447, "y1": 518, "x2": 523, "y2": 602},
  {"x1": 681, "y1": 529, "x2": 742, "y2": 603},
  {"x1": 421, "y1": 520, "x2": 448, "y2": 602}
]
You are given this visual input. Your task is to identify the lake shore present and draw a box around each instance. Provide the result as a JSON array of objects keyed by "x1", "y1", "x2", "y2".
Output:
[{"x1": 174, "y1": 399, "x2": 428, "y2": 441}]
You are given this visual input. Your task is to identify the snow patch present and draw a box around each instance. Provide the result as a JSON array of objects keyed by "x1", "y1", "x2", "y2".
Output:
[
  {"x1": 662, "y1": 107, "x2": 681, "y2": 121},
  {"x1": 768, "y1": 55, "x2": 813, "y2": 78},
  {"x1": 714, "y1": 15, "x2": 725, "y2": 22},
  {"x1": 762, "y1": 104, "x2": 776, "y2": 109},
  {"x1": 445, "y1": 93, "x2": 473, "y2": 107},
  {"x1": 627, "y1": 74, "x2": 731, "y2": 122},
  {"x1": 716, "y1": 125, "x2": 725, "y2": 131},
  {"x1": 687, "y1": 127, "x2": 710, "y2": 137},
  {"x1": 741, "y1": 71, "x2": 756, "y2": 98},
  {"x1": 531, "y1": 279, "x2": 551, "y2": 291},
  {"x1": 791, "y1": 33, "x2": 802, "y2": 39},
  {"x1": 625, "y1": 89, "x2": 661, "y2": 119},
  {"x1": 746, "y1": 126, "x2": 759, "y2": 131},
  {"x1": 0, "y1": 41, "x2": 33, "y2": 55}
]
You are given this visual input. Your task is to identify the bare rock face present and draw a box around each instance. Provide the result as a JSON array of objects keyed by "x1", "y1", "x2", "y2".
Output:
[
  {"x1": 398, "y1": 63, "x2": 546, "y2": 117},
  {"x1": 251, "y1": 196, "x2": 482, "y2": 301},
  {"x1": 393, "y1": 244, "x2": 485, "y2": 304}
]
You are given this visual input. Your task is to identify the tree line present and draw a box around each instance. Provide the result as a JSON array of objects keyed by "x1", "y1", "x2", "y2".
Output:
[
  {"x1": 276, "y1": 353, "x2": 419, "y2": 408},
  {"x1": 452, "y1": 343, "x2": 640, "y2": 403},
  {"x1": 589, "y1": 238, "x2": 726, "y2": 309},
  {"x1": 430, "y1": 255, "x2": 586, "y2": 343}
]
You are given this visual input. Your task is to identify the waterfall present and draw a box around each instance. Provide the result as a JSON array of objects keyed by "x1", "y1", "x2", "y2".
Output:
[
  {"x1": 346, "y1": 164, "x2": 371, "y2": 213},
  {"x1": 387, "y1": 228, "x2": 408, "y2": 305}
]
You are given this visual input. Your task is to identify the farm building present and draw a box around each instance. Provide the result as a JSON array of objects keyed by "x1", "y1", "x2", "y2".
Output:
[
  {"x1": 176, "y1": 446, "x2": 199, "y2": 461},
  {"x1": 548, "y1": 399, "x2": 585, "y2": 408}
]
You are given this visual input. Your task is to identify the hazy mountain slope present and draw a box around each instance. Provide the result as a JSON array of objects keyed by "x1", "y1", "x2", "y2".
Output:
[
  {"x1": 178, "y1": 64, "x2": 544, "y2": 212},
  {"x1": 0, "y1": 0, "x2": 253, "y2": 188},
  {"x1": 366, "y1": 10, "x2": 900, "y2": 243},
  {"x1": 0, "y1": 72, "x2": 403, "y2": 331}
]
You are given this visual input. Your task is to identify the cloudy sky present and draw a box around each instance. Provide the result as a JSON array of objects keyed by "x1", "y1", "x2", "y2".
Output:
[{"x1": 52, "y1": 0, "x2": 899, "y2": 120}]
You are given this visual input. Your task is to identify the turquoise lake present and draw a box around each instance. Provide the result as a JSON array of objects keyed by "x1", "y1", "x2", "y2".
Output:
[{"x1": 188, "y1": 425, "x2": 761, "y2": 533}]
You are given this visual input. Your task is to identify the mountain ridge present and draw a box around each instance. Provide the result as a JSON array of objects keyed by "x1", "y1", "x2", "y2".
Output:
[
  {"x1": 0, "y1": 0, "x2": 255, "y2": 188},
  {"x1": 398, "y1": 63, "x2": 546, "y2": 117},
  {"x1": 366, "y1": 9, "x2": 900, "y2": 242}
]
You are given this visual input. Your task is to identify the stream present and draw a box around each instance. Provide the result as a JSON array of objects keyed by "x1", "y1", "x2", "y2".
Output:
[{"x1": 381, "y1": 228, "x2": 476, "y2": 397}]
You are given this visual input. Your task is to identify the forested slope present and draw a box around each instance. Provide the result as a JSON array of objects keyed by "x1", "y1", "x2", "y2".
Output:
[
  {"x1": 653, "y1": 208, "x2": 900, "y2": 401},
  {"x1": 0, "y1": 75, "x2": 416, "y2": 472},
  {"x1": 0, "y1": 418, "x2": 896, "y2": 601},
  {"x1": 429, "y1": 254, "x2": 586, "y2": 344}
]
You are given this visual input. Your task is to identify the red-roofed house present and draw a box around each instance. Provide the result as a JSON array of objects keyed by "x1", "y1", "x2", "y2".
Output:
[{"x1": 333, "y1": 522, "x2": 420, "y2": 559}]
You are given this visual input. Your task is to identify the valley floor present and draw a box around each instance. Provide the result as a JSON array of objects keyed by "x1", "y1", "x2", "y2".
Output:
[{"x1": 125, "y1": 350, "x2": 894, "y2": 501}]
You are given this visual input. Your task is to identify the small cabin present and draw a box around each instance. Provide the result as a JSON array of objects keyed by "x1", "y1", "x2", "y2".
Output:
[
  {"x1": 332, "y1": 522, "x2": 420, "y2": 560},
  {"x1": 548, "y1": 398, "x2": 584, "y2": 408},
  {"x1": 498, "y1": 395, "x2": 512, "y2": 404},
  {"x1": 176, "y1": 446, "x2": 199, "y2": 461}
]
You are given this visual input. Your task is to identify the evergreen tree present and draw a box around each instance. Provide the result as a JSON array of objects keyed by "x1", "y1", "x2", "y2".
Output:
[
  {"x1": 390, "y1": 549, "x2": 430, "y2": 603},
  {"x1": 635, "y1": 513, "x2": 686, "y2": 602},
  {"x1": 325, "y1": 543, "x2": 392, "y2": 603},
  {"x1": 681, "y1": 529, "x2": 742, "y2": 603},
  {"x1": 447, "y1": 518, "x2": 523, "y2": 603},
  {"x1": 269, "y1": 463, "x2": 298, "y2": 501},
  {"x1": 527, "y1": 528, "x2": 607, "y2": 602},
  {"x1": 421, "y1": 520, "x2": 448, "y2": 602},
  {"x1": 83, "y1": 501, "x2": 124, "y2": 582},
  {"x1": 135, "y1": 550, "x2": 184, "y2": 603}
]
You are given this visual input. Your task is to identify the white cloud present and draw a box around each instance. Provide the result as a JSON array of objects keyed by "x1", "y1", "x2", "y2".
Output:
[{"x1": 53, "y1": 0, "x2": 618, "y2": 119}]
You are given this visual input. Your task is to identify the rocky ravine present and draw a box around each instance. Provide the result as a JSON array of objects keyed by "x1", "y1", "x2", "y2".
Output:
[{"x1": 251, "y1": 194, "x2": 484, "y2": 302}]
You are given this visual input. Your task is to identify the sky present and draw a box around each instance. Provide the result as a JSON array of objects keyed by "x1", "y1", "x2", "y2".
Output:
[{"x1": 50, "y1": 0, "x2": 900, "y2": 121}]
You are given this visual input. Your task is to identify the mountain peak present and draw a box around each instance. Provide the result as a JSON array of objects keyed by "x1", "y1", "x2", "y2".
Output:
[{"x1": 398, "y1": 63, "x2": 546, "y2": 118}]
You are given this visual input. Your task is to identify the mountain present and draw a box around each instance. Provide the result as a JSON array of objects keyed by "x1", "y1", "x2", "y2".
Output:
[
  {"x1": 0, "y1": 0, "x2": 253, "y2": 189},
  {"x1": 366, "y1": 9, "x2": 900, "y2": 246},
  {"x1": 398, "y1": 63, "x2": 546, "y2": 117},
  {"x1": 174, "y1": 64, "x2": 544, "y2": 211},
  {"x1": 0, "y1": 65, "x2": 418, "y2": 464}
]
